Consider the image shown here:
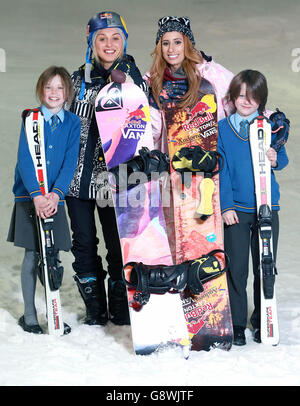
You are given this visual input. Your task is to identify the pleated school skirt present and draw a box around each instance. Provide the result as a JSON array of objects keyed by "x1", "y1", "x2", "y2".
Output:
[{"x1": 7, "y1": 201, "x2": 72, "y2": 252}]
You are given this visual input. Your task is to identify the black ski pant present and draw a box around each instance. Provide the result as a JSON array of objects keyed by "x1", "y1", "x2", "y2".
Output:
[
  {"x1": 224, "y1": 210, "x2": 279, "y2": 330},
  {"x1": 66, "y1": 196, "x2": 123, "y2": 281}
]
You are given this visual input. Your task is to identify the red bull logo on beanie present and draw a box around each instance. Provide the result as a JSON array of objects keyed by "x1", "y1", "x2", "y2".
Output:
[
  {"x1": 87, "y1": 12, "x2": 128, "y2": 39},
  {"x1": 100, "y1": 12, "x2": 112, "y2": 19}
]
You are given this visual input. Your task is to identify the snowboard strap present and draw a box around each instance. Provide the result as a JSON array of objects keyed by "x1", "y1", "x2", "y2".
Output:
[
  {"x1": 257, "y1": 204, "x2": 277, "y2": 299},
  {"x1": 172, "y1": 146, "x2": 224, "y2": 220},
  {"x1": 172, "y1": 146, "x2": 223, "y2": 178},
  {"x1": 123, "y1": 249, "x2": 229, "y2": 305},
  {"x1": 109, "y1": 147, "x2": 170, "y2": 191}
]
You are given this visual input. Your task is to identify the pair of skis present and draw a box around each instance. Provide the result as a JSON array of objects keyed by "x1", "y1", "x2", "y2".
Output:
[
  {"x1": 23, "y1": 109, "x2": 65, "y2": 336},
  {"x1": 249, "y1": 115, "x2": 283, "y2": 346}
]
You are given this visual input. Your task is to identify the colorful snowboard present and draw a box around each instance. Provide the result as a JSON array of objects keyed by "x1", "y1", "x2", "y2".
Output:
[
  {"x1": 95, "y1": 82, "x2": 190, "y2": 356},
  {"x1": 164, "y1": 79, "x2": 233, "y2": 351}
]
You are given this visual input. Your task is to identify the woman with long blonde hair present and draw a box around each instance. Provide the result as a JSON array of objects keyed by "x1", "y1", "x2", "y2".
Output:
[{"x1": 144, "y1": 16, "x2": 234, "y2": 152}]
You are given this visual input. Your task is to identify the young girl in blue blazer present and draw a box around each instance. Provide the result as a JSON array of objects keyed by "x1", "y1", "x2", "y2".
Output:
[{"x1": 7, "y1": 66, "x2": 81, "y2": 334}]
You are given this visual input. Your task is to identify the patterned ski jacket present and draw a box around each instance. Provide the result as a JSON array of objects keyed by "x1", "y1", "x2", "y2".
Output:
[
  {"x1": 68, "y1": 55, "x2": 147, "y2": 200},
  {"x1": 143, "y1": 53, "x2": 234, "y2": 153}
]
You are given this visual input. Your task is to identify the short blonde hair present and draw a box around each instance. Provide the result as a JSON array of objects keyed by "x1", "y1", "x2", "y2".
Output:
[
  {"x1": 92, "y1": 28, "x2": 125, "y2": 64},
  {"x1": 35, "y1": 66, "x2": 73, "y2": 106}
]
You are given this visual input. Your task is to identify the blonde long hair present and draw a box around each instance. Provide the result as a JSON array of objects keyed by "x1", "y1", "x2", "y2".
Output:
[{"x1": 149, "y1": 35, "x2": 203, "y2": 110}]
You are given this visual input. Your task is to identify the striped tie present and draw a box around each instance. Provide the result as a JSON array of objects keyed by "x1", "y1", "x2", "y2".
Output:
[
  {"x1": 239, "y1": 120, "x2": 249, "y2": 139},
  {"x1": 51, "y1": 115, "x2": 59, "y2": 132}
]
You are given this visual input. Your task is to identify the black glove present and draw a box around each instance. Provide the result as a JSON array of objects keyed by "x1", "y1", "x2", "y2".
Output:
[{"x1": 269, "y1": 108, "x2": 290, "y2": 151}]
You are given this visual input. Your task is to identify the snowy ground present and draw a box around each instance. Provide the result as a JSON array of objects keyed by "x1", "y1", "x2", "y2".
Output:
[{"x1": 0, "y1": 0, "x2": 300, "y2": 387}]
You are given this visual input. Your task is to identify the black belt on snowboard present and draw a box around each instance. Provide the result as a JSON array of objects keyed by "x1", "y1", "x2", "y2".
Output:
[
  {"x1": 109, "y1": 147, "x2": 170, "y2": 191},
  {"x1": 172, "y1": 145, "x2": 223, "y2": 178},
  {"x1": 122, "y1": 249, "x2": 229, "y2": 305}
]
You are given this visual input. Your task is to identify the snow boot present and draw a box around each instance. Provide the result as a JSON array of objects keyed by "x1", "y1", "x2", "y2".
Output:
[
  {"x1": 74, "y1": 272, "x2": 108, "y2": 326},
  {"x1": 253, "y1": 328, "x2": 261, "y2": 343},
  {"x1": 18, "y1": 315, "x2": 43, "y2": 334},
  {"x1": 233, "y1": 326, "x2": 246, "y2": 346},
  {"x1": 108, "y1": 278, "x2": 130, "y2": 325}
]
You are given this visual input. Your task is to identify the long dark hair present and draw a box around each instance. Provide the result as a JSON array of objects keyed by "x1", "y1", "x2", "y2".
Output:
[{"x1": 227, "y1": 69, "x2": 268, "y2": 114}]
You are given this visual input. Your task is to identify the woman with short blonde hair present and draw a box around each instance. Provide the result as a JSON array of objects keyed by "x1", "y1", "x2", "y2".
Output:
[{"x1": 66, "y1": 11, "x2": 147, "y2": 327}]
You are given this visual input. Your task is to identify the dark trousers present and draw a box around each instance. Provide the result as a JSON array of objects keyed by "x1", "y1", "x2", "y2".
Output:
[
  {"x1": 66, "y1": 196, "x2": 123, "y2": 281},
  {"x1": 224, "y1": 210, "x2": 279, "y2": 329}
]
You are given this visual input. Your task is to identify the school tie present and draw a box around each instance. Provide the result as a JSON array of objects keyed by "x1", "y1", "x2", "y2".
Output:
[
  {"x1": 50, "y1": 115, "x2": 59, "y2": 133},
  {"x1": 239, "y1": 120, "x2": 249, "y2": 139}
]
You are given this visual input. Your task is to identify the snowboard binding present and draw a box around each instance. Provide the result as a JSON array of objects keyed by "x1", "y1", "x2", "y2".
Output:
[
  {"x1": 172, "y1": 145, "x2": 223, "y2": 177},
  {"x1": 123, "y1": 249, "x2": 229, "y2": 306},
  {"x1": 269, "y1": 108, "x2": 290, "y2": 152},
  {"x1": 257, "y1": 204, "x2": 278, "y2": 299},
  {"x1": 109, "y1": 147, "x2": 170, "y2": 191},
  {"x1": 172, "y1": 146, "x2": 224, "y2": 220}
]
